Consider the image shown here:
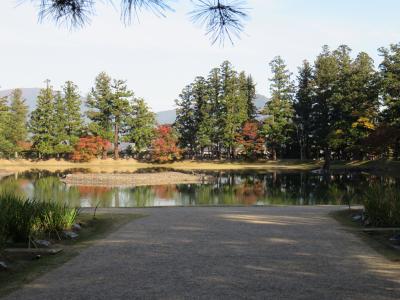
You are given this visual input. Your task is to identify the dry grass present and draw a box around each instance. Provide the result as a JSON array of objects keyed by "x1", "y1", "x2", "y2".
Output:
[
  {"x1": 0, "y1": 159, "x2": 322, "y2": 173},
  {"x1": 2, "y1": 158, "x2": 399, "y2": 173}
]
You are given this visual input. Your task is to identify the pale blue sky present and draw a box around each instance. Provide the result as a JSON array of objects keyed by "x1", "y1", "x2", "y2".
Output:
[{"x1": 0, "y1": 0, "x2": 399, "y2": 111}]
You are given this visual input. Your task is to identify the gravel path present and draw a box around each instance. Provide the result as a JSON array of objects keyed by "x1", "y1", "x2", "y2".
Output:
[{"x1": 5, "y1": 206, "x2": 400, "y2": 299}]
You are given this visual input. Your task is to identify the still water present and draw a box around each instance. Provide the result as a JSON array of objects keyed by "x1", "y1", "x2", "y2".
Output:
[{"x1": 0, "y1": 169, "x2": 398, "y2": 208}]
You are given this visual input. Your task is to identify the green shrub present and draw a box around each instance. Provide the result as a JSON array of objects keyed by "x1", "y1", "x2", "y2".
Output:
[
  {"x1": 39, "y1": 201, "x2": 80, "y2": 238},
  {"x1": 0, "y1": 193, "x2": 80, "y2": 246},
  {"x1": 363, "y1": 185, "x2": 400, "y2": 227}
]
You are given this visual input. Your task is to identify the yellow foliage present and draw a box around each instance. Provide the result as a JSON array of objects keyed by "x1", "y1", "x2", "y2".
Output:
[{"x1": 351, "y1": 117, "x2": 375, "y2": 130}]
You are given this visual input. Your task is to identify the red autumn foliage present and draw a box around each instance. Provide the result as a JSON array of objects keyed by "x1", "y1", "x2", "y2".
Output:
[
  {"x1": 17, "y1": 141, "x2": 32, "y2": 151},
  {"x1": 71, "y1": 136, "x2": 112, "y2": 162},
  {"x1": 151, "y1": 125, "x2": 182, "y2": 162},
  {"x1": 363, "y1": 125, "x2": 400, "y2": 158},
  {"x1": 235, "y1": 121, "x2": 265, "y2": 159}
]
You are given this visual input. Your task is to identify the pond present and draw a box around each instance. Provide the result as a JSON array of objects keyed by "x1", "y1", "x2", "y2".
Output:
[{"x1": 0, "y1": 169, "x2": 399, "y2": 208}]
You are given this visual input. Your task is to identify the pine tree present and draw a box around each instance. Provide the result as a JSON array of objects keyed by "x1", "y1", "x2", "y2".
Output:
[
  {"x1": 124, "y1": 98, "x2": 156, "y2": 157},
  {"x1": 313, "y1": 46, "x2": 339, "y2": 169},
  {"x1": 30, "y1": 82, "x2": 56, "y2": 158},
  {"x1": 8, "y1": 89, "x2": 29, "y2": 158},
  {"x1": 87, "y1": 72, "x2": 133, "y2": 159},
  {"x1": 175, "y1": 84, "x2": 197, "y2": 155},
  {"x1": 207, "y1": 67, "x2": 223, "y2": 157},
  {"x1": 194, "y1": 77, "x2": 214, "y2": 157},
  {"x1": 379, "y1": 43, "x2": 400, "y2": 159},
  {"x1": 245, "y1": 75, "x2": 257, "y2": 119},
  {"x1": 262, "y1": 56, "x2": 294, "y2": 160},
  {"x1": 87, "y1": 72, "x2": 114, "y2": 141},
  {"x1": 346, "y1": 52, "x2": 379, "y2": 159},
  {"x1": 53, "y1": 91, "x2": 72, "y2": 157},
  {"x1": 220, "y1": 61, "x2": 247, "y2": 158},
  {"x1": 294, "y1": 60, "x2": 315, "y2": 160},
  {"x1": 109, "y1": 79, "x2": 133, "y2": 159},
  {"x1": 0, "y1": 96, "x2": 13, "y2": 157},
  {"x1": 63, "y1": 81, "x2": 83, "y2": 141}
]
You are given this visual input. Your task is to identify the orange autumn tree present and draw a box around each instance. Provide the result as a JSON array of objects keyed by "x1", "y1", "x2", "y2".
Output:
[
  {"x1": 151, "y1": 125, "x2": 182, "y2": 162},
  {"x1": 71, "y1": 136, "x2": 111, "y2": 162},
  {"x1": 235, "y1": 121, "x2": 265, "y2": 160}
]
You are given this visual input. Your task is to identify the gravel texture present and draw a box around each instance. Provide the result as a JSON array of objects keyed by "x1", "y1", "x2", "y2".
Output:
[
  {"x1": 4, "y1": 206, "x2": 400, "y2": 299},
  {"x1": 63, "y1": 172, "x2": 210, "y2": 187}
]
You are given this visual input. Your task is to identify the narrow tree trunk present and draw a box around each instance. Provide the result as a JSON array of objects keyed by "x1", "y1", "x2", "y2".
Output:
[
  {"x1": 394, "y1": 137, "x2": 400, "y2": 160},
  {"x1": 272, "y1": 147, "x2": 277, "y2": 161},
  {"x1": 114, "y1": 123, "x2": 119, "y2": 160},
  {"x1": 323, "y1": 147, "x2": 331, "y2": 171}
]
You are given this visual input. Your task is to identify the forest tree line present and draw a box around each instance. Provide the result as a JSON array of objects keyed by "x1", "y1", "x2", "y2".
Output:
[
  {"x1": 0, "y1": 43, "x2": 399, "y2": 164},
  {"x1": 175, "y1": 44, "x2": 400, "y2": 167}
]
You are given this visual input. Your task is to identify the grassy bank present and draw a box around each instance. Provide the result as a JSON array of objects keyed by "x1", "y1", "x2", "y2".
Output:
[{"x1": 0, "y1": 213, "x2": 144, "y2": 297}]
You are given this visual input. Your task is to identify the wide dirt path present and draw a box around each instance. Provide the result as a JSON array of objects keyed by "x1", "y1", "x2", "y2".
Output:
[{"x1": 5, "y1": 206, "x2": 400, "y2": 299}]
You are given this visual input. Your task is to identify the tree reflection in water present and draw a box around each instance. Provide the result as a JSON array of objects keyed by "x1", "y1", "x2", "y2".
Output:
[{"x1": 0, "y1": 170, "x2": 398, "y2": 207}]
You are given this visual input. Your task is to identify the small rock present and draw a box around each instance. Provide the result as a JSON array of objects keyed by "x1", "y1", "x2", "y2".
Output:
[
  {"x1": 35, "y1": 240, "x2": 51, "y2": 248},
  {"x1": 0, "y1": 261, "x2": 8, "y2": 271},
  {"x1": 352, "y1": 214, "x2": 362, "y2": 222},
  {"x1": 63, "y1": 231, "x2": 79, "y2": 239},
  {"x1": 72, "y1": 223, "x2": 82, "y2": 231},
  {"x1": 390, "y1": 234, "x2": 400, "y2": 245}
]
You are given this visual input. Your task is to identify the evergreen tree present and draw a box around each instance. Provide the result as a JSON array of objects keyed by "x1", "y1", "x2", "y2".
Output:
[
  {"x1": 53, "y1": 91, "x2": 72, "y2": 157},
  {"x1": 124, "y1": 98, "x2": 156, "y2": 157},
  {"x1": 207, "y1": 67, "x2": 223, "y2": 157},
  {"x1": 0, "y1": 96, "x2": 13, "y2": 157},
  {"x1": 87, "y1": 72, "x2": 132, "y2": 159},
  {"x1": 175, "y1": 84, "x2": 197, "y2": 155},
  {"x1": 194, "y1": 77, "x2": 214, "y2": 157},
  {"x1": 346, "y1": 52, "x2": 379, "y2": 159},
  {"x1": 109, "y1": 79, "x2": 133, "y2": 159},
  {"x1": 294, "y1": 60, "x2": 315, "y2": 160},
  {"x1": 8, "y1": 89, "x2": 29, "y2": 158},
  {"x1": 63, "y1": 81, "x2": 83, "y2": 141},
  {"x1": 379, "y1": 43, "x2": 400, "y2": 159},
  {"x1": 262, "y1": 56, "x2": 294, "y2": 160},
  {"x1": 245, "y1": 75, "x2": 257, "y2": 119},
  {"x1": 313, "y1": 46, "x2": 339, "y2": 169},
  {"x1": 87, "y1": 72, "x2": 114, "y2": 141},
  {"x1": 220, "y1": 61, "x2": 248, "y2": 158},
  {"x1": 30, "y1": 82, "x2": 56, "y2": 158}
]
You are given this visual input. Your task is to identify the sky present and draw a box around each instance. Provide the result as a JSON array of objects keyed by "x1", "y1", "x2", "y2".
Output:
[{"x1": 0, "y1": 0, "x2": 399, "y2": 111}]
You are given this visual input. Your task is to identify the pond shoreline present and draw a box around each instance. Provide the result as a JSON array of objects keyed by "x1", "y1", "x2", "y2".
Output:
[{"x1": 62, "y1": 171, "x2": 212, "y2": 187}]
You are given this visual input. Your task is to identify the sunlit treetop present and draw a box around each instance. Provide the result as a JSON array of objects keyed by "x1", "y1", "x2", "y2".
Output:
[{"x1": 23, "y1": 0, "x2": 249, "y2": 45}]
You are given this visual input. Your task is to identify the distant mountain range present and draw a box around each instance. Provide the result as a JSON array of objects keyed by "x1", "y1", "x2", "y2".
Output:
[{"x1": 0, "y1": 88, "x2": 268, "y2": 124}]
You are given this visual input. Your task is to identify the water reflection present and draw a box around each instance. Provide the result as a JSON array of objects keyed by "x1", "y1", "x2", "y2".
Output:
[{"x1": 0, "y1": 170, "x2": 398, "y2": 208}]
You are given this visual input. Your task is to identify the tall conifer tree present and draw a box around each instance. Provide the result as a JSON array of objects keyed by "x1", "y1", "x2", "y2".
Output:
[{"x1": 262, "y1": 56, "x2": 294, "y2": 160}]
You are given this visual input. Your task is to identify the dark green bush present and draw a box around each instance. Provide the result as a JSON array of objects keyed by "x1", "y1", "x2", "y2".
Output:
[{"x1": 363, "y1": 185, "x2": 400, "y2": 227}]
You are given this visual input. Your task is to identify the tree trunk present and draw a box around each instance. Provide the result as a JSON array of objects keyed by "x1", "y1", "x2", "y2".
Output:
[
  {"x1": 114, "y1": 123, "x2": 119, "y2": 160},
  {"x1": 272, "y1": 147, "x2": 277, "y2": 161},
  {"x1": 323, "y1": 147, "x2": 331, "y2": 171},
  {"x1": 394, "y1": 137, "x2": 400, "y2": 160}
]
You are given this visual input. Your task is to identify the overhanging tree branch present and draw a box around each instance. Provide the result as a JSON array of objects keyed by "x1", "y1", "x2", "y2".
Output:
[{"x1": 22, "y1": 0, "x2": 248, "y2": 44}]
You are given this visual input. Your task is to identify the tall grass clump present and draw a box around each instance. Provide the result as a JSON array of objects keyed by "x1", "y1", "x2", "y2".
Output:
[
  {"x1": 0, "y1": 193, "x2": 80, "y2": 247},
  {"x1": 363, "y1": 185, "x2": 400, "y2": 227}
]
